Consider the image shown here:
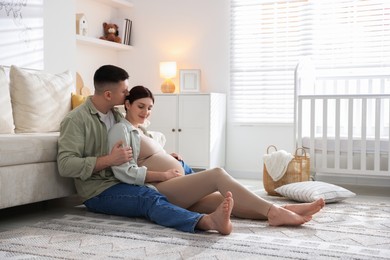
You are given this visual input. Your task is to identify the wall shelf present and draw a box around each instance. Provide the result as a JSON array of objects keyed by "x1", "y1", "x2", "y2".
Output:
[
  {"x1": 94, "y1": 0, "x2": 133, "y2": 9},
  {"x1": 76, "y1": 35, "x2": 133, "y2": 51}
]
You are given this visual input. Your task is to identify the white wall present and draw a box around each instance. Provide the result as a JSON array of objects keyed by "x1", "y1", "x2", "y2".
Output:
[
  {"x1": 119, "y1": 0, "x2": 230, "y2": 95},
  {"x1": 44, "y1": 0, "x2": 76, "y2": 74},
  {"x1": 226, "y1": 125, "x2": 294, "y2": 180}
]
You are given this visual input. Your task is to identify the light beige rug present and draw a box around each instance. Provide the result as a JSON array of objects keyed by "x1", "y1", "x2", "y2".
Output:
[{"x1": 0, "y1": 196, "x2": 389, "y2": 259}]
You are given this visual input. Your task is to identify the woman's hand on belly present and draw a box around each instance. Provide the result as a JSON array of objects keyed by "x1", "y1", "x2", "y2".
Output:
[
  {"x1": 163, "y1": 168, "x2": 183, "y2": 181},
  {"x1": 140, "y1": 151, "x2": 185, "y2": 176}
]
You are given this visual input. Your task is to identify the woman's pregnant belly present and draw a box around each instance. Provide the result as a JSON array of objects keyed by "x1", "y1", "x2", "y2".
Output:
[{"x1": 138, "y1": 150, "x2": 184, "y2": 176}]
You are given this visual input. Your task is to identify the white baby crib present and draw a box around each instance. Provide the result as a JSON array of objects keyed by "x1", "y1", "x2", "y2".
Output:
[{"x1": 294, "y1": 61, "x2": 390, "y2": 187}]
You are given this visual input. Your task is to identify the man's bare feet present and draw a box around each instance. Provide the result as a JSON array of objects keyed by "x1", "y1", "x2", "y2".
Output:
[
  {"x1": 197, "y1": 191, "x2": 234, "y2": 235},
  {"x1": 267, "y1": 205, "x2": 312, "y2": 226},
  {"x1": 283, "y1": 198, "x2": 325, "y2": 216}
]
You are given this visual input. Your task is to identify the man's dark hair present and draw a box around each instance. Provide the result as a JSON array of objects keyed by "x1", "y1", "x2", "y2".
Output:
[{"x1": 93, "y1": 65, "x2": 129, "y2": 94}]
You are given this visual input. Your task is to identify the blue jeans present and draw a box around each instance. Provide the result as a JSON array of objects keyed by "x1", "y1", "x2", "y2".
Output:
[
  {"x1": 84, "y1": 183, "x2": 203, "y2": 233},
  {"x1": 180, "y1": 160, "x2": 194, "y2": 174}
]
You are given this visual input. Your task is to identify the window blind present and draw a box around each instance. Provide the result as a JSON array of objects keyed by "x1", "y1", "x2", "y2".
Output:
[
  {"x1": 0, "y1": 0, "x2": 44, "y2": 70},
  {"x1": 230, "y1": 0, "x2": 390, "y2": 124}
]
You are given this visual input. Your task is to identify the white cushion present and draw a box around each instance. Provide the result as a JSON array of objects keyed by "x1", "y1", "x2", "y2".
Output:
[
  {"x1": 0, "y1": 132, "x2": 59, "y2": 167},
  {"x1": 274, "y1": 181, "x2": 356, "y2": 203},
  {"x1": 0, "y1": 67, "x2": 14, "y2": 133},
  {"x1": 10, "y1": 66, "x2": 74, "y2": 133}
]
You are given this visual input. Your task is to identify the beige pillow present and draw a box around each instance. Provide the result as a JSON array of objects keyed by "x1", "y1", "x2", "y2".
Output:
[
  {"x1": 10, "y1": 66, "x2": 74, "y2": 133},
  {"x1": 0, "y1": 67, "x2": 15, "y2": 133}
]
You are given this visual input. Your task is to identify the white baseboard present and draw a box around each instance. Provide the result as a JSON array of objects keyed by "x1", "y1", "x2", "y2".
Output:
[{"x1": 227, "y1": 170, "x2": 262, "y2": 180}]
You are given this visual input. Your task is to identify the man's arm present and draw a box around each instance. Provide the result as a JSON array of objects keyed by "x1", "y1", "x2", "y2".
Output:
[
  {"x1": 57, "y1": 116, "x2": 132, "y2": 180},
  {"x1": 57, "y1": 117, "x2": 96, "y2": 180}
]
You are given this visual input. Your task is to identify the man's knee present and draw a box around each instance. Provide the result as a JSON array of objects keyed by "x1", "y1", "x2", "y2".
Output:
[{"x1": 142, "y1": 188, "x2": 168, "y2": 201}]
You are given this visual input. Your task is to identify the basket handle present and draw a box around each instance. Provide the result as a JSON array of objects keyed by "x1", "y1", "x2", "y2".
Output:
[
  {"x1": 294, "y1": 147, "x2": 308, "y2": 158},
  {"x1": 266, "y1": 145, "x2": 277, "y2": 154}
]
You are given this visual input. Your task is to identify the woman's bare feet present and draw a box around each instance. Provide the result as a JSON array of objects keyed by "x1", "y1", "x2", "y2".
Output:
[
  {"x1": 283, "y1": 198, "x2": 325, "y2": 216},
  {"x1": 267, "y1": 205, "x2": 312, "y2": 226},
  {"x1": 197, "y1": 191, "x2": 234, "y2": 235}
]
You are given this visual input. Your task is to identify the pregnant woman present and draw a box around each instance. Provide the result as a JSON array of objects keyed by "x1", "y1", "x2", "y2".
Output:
[{"x1": 108, "y1": 86, "x2": 325, "y2": 229}]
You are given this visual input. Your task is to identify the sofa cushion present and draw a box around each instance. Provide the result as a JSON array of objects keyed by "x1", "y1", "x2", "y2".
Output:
[
  {"x1": 0, "y1": 67, "x2": 15, "y2": 134},
  {"x1": 0, "y1": 132, "x2": 59, "y2": 167},
  {"x1": 10, "y1": 66, "x2": 74, "y2": 133}
]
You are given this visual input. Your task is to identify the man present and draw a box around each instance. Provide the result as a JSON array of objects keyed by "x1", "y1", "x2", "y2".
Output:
[{"x1": 57, "y1": 65, "x2": 233, "y2": 234}]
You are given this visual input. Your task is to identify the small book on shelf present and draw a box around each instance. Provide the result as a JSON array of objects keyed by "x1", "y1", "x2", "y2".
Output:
[
  {"x1": 124, "y1": 19, "x2": 132, "y2": 45},
  {"x1": 111, "y1": 18, "x2": 132, "y2": 45}
]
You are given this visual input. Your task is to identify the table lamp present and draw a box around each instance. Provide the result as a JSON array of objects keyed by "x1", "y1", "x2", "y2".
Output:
[{"x1": 160, "y1": 61, "x2": 177, "y2": 93}]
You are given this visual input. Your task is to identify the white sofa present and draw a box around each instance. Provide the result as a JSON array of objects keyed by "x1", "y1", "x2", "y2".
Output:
[{"x1": 0, "y1": 66, "x2": 76, "y2": 209}]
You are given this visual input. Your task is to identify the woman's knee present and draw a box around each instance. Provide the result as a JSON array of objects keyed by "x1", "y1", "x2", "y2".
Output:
[{"x1": 209, "y1": 167, "x2": 230, "y2": 179}]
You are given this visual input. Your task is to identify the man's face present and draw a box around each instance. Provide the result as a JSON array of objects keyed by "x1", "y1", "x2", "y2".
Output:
[{"x1": 109, "y1": 80, "x2": 129, "y2": 106}]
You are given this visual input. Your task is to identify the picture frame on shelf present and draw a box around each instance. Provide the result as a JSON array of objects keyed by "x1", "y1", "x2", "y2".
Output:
[{"x1": 180, "y1": 69, "x2": 200, "y2": 93}]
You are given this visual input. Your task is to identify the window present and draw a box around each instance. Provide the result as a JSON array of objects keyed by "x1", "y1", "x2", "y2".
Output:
[
  {"x1": 0, "y1": 0, "x2": 44, "y2": 70},
  {"x1": 230, "y1": 0, "x2": 390, "y2": 124}
]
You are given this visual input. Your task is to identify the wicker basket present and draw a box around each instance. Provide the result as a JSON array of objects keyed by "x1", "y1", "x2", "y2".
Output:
[{"x1": 263, "y1": 145, "x2": 310, "y2": 196}]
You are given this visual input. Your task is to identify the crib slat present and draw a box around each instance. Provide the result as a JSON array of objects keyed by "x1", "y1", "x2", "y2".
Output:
[
  {"x1": 374, "y1": 98, "x2": 381, "y2": 172},
  {"x1": 322, "y1": 99, "x2": 328, "y2": 170},
  {"x1": 348, "y1": 98, "x2": 353, "y2": 171},
  {"x1": 297, "y1": 97, "x2": 303, "y2": 148},
  {"x1": 335, "y1": 98, "x2": 341, "y2": 170},
  {"x1": 388, "y1": 97, "x2": 390, "y2": 172},
  {"x1": 310, "y1": 98, "x2": 316, "y2": 172},
  {"x1": 361, "y1": 98, "x2": 367, "y2": 171}
]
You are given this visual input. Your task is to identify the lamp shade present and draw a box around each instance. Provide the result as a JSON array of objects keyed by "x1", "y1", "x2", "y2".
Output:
[{"x1": 159, "y1": 62, "x2": 177, "y2": 78}]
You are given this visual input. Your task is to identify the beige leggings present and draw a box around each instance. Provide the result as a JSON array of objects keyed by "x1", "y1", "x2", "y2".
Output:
[{"x1": 154, "y1": 168, "x2": 273, "y2": 219}]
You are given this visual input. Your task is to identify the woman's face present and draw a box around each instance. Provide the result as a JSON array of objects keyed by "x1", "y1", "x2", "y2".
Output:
[{"x1": 125, "y1": 97, "x2": 153, "y2": 126}]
